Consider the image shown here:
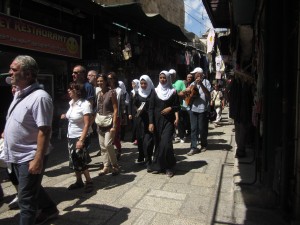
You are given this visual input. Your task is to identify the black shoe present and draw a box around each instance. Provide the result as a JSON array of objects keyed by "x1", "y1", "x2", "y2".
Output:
[
  {"x1": 146, "y1": 165, "x2": 153, "y2": 173},
  {"x1": 35, "y1": 207, "x2": 59, "y2": 225},
  {"x1": 235, "y1": 151, "x2": 246, "y2": 158},
  {"x1": 84, "y1": 182, "x2": 94, "y2": 193},
  {"x1": 166, "y1": 169, "x2": 174, "y2": 178},
  {"x1": 8, "y1": 195, "x2": 18, "y2": 209},
  {"x1": 67, "y1": 181, "x2": 84, "y2": 190}
]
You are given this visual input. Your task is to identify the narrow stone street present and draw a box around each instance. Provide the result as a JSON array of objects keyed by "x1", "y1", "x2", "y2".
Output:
[{"x1": 0, "y1": 108, "x2": 286, "y2": 225}]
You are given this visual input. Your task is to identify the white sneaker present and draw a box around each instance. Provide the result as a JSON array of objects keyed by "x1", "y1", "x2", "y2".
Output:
[{"x1": 8, "y1": 195, "x2": 18, "y2": 209}]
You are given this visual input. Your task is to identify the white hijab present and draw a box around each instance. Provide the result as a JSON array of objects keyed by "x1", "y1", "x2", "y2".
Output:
[
  {"x1": 118, "y1": 81, "x2": 127, "y2": 94},
  {"x1": 138, "y1": 75, "x2": 154, "y2": 98},
  {"x1": 131, "y1": 79, "x2": 140, "y2": 94},
  {"x1": 155, "y1": 70, "x2": 175, "y2": 100}
]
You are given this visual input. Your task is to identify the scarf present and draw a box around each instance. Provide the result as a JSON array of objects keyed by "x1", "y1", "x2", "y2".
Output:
[
  {"x1": 131, "y1": 79, "x2": 140, "y2": 94},
  {"x1": 155, "y1": 70, "x2": 175, "y2": 100},
  {"x1": 118, "y1": 81, "x2": 127, "y2": 94},
  {"x1": 138, "y1": 75, "x2": 154, "y2": 98}
]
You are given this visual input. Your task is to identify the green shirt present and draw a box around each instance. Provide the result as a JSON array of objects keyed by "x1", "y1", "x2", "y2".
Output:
[{"x1": 172, "y1": 80, "x2": 186, "y2": 108}]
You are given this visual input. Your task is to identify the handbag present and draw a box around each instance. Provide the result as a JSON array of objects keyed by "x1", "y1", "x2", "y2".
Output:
[
  {"x1": 95, "y1": 113, "x2": 113, "y2": 127},
  {"x1": 210, "y1": 91, "x2": 220, "y2": 108},
  {"x1": 208, "y1": 108, "x2": 217, "y2": 122}
]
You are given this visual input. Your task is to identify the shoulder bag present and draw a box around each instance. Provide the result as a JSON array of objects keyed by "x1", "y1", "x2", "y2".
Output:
[
  {"x1": 95, "y1": 90, "x2": 113, "y2": 127},
  {"x1": 95, "y1": 113, "x2": 113, "y2": 127}
]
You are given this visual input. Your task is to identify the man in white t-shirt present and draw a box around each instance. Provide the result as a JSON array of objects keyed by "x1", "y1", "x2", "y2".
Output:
[{"x1": 185, "y1": 67, "x2": 211, "y2": 156}]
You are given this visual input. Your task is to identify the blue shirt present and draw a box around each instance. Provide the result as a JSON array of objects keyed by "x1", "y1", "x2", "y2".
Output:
[
  {"x1": 84, "y1": 82, "x2": 95, "y2": 102},
  {"x1": 3, "y1": 83, "x2": 53, "y2": 163}
]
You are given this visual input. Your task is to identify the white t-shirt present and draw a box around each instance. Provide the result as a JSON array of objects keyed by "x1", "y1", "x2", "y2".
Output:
[{"x1": 66, "y1": 99, "x2": 92, "y2": 138}]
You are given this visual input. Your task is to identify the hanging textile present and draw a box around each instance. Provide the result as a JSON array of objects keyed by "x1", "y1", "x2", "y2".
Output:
[
  {"x1": 207, "y1": 29, "x2": 215, "y2": 53},
  {"x1": 215, "y1": 55, "x2": 225, "y2": 72}
]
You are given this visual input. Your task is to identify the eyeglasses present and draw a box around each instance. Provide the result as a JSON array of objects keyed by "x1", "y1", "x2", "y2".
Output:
[{"x1": 72, "y1": 71, "x2": 80, "y2": 75}]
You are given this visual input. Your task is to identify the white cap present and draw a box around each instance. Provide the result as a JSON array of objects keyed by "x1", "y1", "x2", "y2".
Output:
[
  {"x1": 169, "y1": 69, "x2": 176, "y2": 74},
  {"x1": 190, "y1": 67, "x2": 203, "y2": 74}
]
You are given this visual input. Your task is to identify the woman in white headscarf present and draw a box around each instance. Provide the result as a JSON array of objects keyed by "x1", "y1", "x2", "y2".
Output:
[
  {"x1": 149, "y1": 71, "x2": 180, "y2": 177},
  {"x1": 128, "y1": 79, "x2": 140, "y2": 145},
  {"x1": 129, "y1": 75, "x2": 155, "y2": 170},
  {"x1": 118, "y1": 81, "x2": 129, "y2": 142}
]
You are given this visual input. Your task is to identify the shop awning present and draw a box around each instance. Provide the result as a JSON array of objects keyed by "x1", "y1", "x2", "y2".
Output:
[
  {"x1": 202, "y1": 0, "x2": 231, "y2": 28},
  {"x1": 102, "y1": 3, "x2": 190, "y2": 42},
  {"x1": 202, "y1": 0, "x2": 256, "y2": 28}
]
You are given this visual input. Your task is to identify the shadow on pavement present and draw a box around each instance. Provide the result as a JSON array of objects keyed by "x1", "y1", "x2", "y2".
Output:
[{"x1": 176, "y1": 160, "x2": 208, "y2": 174}]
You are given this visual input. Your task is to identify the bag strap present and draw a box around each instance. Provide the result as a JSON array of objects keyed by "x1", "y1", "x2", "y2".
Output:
[
  {"x1": 8, "y1": 87, "x2": 41, "y2": 117},
  {"x1": 212, "y1": 91, "x2": 219, "y2": 102}
]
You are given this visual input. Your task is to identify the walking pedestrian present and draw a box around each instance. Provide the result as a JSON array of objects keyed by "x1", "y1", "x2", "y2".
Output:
[
  {"x1": 2, "y1": 55, "x2": 58, "y2": 225},
  {"x1": 95, "y1": 74, "x2": 119, "y2": 175},
  {"x1": 118, "y1": 81, "x2": 130, "y2": 142},
  {"x1": 211, "y1": 82, "x2": 225, "y2": 125},
  {"x1": 186, "y1": 67, "x2": 212, "y2": 156},
  {"x1": 61, "y1": 82, "x2": 93, "y2": 193},
  {"x1": 150, "y1": 71, "x2": 179, "y2": 177},
  {"x1": 169, "y1": 69, "x2": 188, "y2": 143},
  {"x1": 129, "y1": 75, "x2": 155, "y2": 170},
  {"x1": 107, "y1": 72, "x2": 123, "y2": 160},
  {"x1": 129, "y1": 79, "x2": 140, "y2": 145}
]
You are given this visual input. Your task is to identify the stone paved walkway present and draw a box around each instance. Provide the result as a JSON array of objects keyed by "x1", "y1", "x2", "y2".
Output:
[{"x1": 0, "y1": 108, "x2": 287, "y2": 225}]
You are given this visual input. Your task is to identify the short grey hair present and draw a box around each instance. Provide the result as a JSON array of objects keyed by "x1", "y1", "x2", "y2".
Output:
[{"x1": 14, "y1": 55, "x2": 39, "y2": 78}]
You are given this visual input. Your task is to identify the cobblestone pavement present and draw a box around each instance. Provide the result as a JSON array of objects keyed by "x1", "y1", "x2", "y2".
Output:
[{"x1": 0, "y1": 108, "x2": 287, "y2": 225}]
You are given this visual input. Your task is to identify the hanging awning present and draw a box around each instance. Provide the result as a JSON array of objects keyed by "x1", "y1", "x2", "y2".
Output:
[
  {"x1": 102, "y1": 3, "x2": 190, "y2": 42},
  {"x1": 202, "y1": 0, "x2": 231, "y2": 28},
  {"x1": 202, "y1": 0, "x2": 256, "y2": 28}
]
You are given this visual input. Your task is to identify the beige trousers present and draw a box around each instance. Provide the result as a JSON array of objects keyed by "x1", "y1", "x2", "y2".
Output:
[{"x1": 98, "y1": 129, "x2": 117, "y2": 167}]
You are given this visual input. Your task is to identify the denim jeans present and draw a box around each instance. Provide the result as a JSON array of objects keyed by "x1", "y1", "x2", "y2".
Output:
[
  {"x1": 13, "y1": 156, "x2": 56, "y2": 225},
  {"x1": 190, "y1": 111, "x2": 208, "y2": 149}
]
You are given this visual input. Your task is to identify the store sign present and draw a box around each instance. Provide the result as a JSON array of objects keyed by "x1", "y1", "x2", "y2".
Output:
[{"x1": 0, "y1": 13, "x2": 82, "y2": 59}]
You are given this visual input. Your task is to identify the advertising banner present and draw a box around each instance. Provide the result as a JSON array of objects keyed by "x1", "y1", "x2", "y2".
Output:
[{"x1": 0, "y1": 13, "x2": 82, "y2": 59}]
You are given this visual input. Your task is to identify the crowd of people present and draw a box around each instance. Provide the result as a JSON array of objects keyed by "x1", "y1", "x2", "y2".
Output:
[{"x1": 0, "y1": 54, "x2": 228, "y2": 225}]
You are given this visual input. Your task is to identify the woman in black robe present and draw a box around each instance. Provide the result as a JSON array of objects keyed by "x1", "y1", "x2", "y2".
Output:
[
  {"x1": 150, "y1": 70, "x2": 180, "y2": 177},
  {"x1": 129, "y1": 75, "x2": 155, "y2": 172}
]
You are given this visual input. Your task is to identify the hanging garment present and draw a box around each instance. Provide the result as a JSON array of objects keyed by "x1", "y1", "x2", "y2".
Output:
[
  {"x1": 215, "y1": 55, "x2": 225, "y2": 72},
  {"x1": 185, "y1": 51, "x2": 191, "y2": 65},
  {"x1": 207, "y1": 29, "x2": 215, "y2": 53}
]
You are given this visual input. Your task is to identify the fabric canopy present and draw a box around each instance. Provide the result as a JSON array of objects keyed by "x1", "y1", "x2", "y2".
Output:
[{"x1": 102, "y1": 3, "x2": 190, "y2": 42}]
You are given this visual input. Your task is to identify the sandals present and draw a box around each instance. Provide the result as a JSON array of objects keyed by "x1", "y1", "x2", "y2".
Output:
[
  {"x1": 98, "y1": 165, "x2": 119, "y2": 176},
  {"x1": 111, "y1": 165, "x2": 120, "y2": 176},
  {"x1": 84, "y1": 182, "x2": 94, "y2": 193},
  {"x1": 67, "y1": 181, "x2": 84, "y2": 190},
  {"x1": 98, "y1": 166, "x2": 111, "y2": 176}
]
